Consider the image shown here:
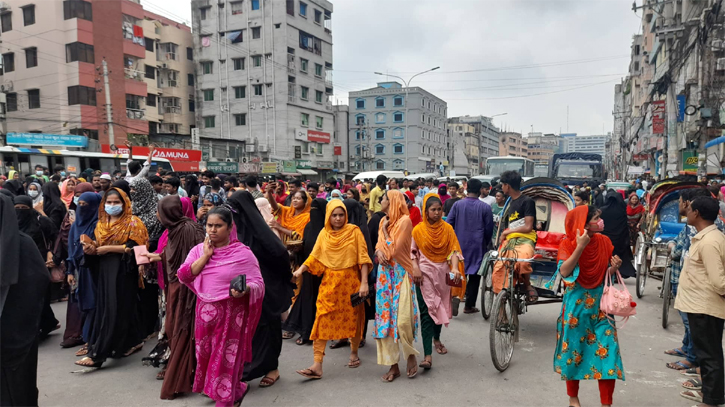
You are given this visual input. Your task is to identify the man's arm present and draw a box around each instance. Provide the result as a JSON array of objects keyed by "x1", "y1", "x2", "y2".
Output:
[
  {"x1": 483, "y1": 205, "x2": 493, "y2": 246},
  {"x1": 137, "y1": 146, "x2": 154, "y2": 179},
  {"x1": 446, "y1": 201, "x2": 457, "y2": 227},
  {"x1": 700, "y1": 241, "x2": 725, "y2": 296},
  {"x1": 124, "y1": 141, "x2": 133, "y2": 177}
]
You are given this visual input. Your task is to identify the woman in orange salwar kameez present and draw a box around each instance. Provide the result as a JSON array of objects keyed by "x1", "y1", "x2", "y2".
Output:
[{"x1": 292, "y1": 199, "x2": 372, "y2": 379}]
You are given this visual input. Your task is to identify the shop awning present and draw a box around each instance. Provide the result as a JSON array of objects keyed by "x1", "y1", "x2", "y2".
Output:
[
  {"x1": 705, "y1": 136, "x2": 725, "y2": 149},
  {"x1": 281, "y1": 172, "x2": 301, "y2": 177},
  {"x1": 298, "y1": 169, "x2": 318, "y2": 175}
]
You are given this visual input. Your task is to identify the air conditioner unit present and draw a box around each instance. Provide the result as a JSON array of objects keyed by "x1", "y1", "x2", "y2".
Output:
[
  {"x1": 258, "y1": 144, "x2": 268, "y2": 152},
  {"x1": 245, "y1": 145, "x2": 256, "y2": 153},
  {"x1": 717, "y1": 58, "x2": 725, "y2": 71},
  {"x1": 225, "y1": 158, "x2": 234, "y2": 162}
]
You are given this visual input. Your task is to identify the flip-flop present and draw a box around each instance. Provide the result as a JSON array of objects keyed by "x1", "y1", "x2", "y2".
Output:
[
  {"x1": 463, "y1": 307, "x2": 480, "y2": 314},
  {"x1": 295, "y1": 337, "x2": 310, "y2": 346},
  {"x1": 296, "y1": 368, "x2": 322, "y2": 380},
  {"x1": 347, "y1": 358, "x2": 361, "y2": 368},
  {"x1": 381, "y1": 372, "x2": 400, "y2": 383},
  {"x1": 282, "y1": 331, "x2": 295, "y2": 340},
  {"x1": 259, "y1": 375, "x2": 280, "y2": 387},
  {"x1": 681, "y1": 367, "x2": 700, "y2": 377},
  {"x1": 680, "y1": 390, "x2": 703, "y2": 403},
  {"x1": 419, "y1": 360, "x2": 432, "y2": 370},
  {"x1": 452, "y1": 297, "x2": 460, "y2": 317},
  {"x1": 359, "y1": 339, "x2": 366, "y2": 348},
  {"x1": 407, "y1": 366, "x2": 418, "y2": 379},
  {"x1": 435, "y1": 343, "x2": 448, "y2": 355},
  {"x1": 329, "y1": 340, "x2": 349, "y2": 349},
  {"x1": 682, "y1": 378, "x2": 702, "y2": 391},
  {"x1": 665, "y1": 347, "x2": 688, "y2": 357},
  {"x1": 74, "y1": 357, "x2": 103, "y2": 368},
  {"x1": 75, "y1": 344, "x2": 89, "y2": 357},
  {"x1": 667, "y1": 360, "x2": 693, "y2": 370},
  {"x1": 123, "y1": 343, "x2": 144, "y2": 357}
]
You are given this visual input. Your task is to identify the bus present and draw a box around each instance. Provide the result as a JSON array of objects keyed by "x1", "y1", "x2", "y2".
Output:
[
  {"x1": 0, "y1": 146, "x2": 174, "y2": 176},
  {"x1": 485, "y1": 156, "x2": 535, "y2": 178},
  {"x1": 534, "y1": 163, "x2": 549, "y2": 177},
  {"x1": 548, "y1": 153, "x2": 604, "y2": 187}
]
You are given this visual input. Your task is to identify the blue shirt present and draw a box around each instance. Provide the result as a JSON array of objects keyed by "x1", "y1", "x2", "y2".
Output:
[{"x1": 446, "y1": 197, "x2": 494, "y2": 274}]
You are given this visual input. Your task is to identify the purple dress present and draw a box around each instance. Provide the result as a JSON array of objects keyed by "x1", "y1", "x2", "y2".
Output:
[{"x1": 446, "y1": 197, "x2": 494, "y2": 275}]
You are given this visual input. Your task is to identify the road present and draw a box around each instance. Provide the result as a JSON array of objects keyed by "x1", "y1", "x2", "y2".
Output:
[{"x1": 37, "y1": 279, "x2": 701, "y2": 406}]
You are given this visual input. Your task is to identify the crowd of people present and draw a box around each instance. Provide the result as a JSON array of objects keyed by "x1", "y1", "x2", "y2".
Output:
[{"x1": 2, "y1": 153, "x2": 725, "y2": 407}]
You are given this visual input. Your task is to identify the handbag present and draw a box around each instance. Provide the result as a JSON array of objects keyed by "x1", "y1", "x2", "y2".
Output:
[
  {"x1": 600, "y1": 266, "x2": 637, "y2": 327},
  {"x1": 445, "y1": 271, "x2": 462, "y2": 287}
]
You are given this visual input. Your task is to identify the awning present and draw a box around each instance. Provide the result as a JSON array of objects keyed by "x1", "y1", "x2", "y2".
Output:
[
  {"x1": 281, "y1": 172, "x2": 301, "y2": 177},
  {"x1": 705, "y1": 136, "x2": 725, "y2": 149},
  {"x1": 298, "y1": 169, "x2": 318, "y2": 175}
]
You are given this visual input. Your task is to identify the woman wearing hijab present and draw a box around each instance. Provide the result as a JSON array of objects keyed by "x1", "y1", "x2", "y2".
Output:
[
  {"x1": 550, "y1": 205, "x2": 624, "y2": 407},
  {"x1": 65, "y1": 191, "x2": 102, "y2": 356},
  {"x1": 60, "y1": 178, "x2": 77, "y2": 208},
  {"x1": 178, "y1": 206, "x2": 264, "y2": 406},
  {"x1": 197, "y1": 191, "x2": 224, "y2": 226},
  {"x1": 184, "y1": 174, "x2": 200, "y2": 206},
  {"x1": 626, "y1": 193, "x2": 645, "y2": 253},
  {"x1": 75, "y1": 187, "x2": 149, "y2": 368},
  {"x1": 437, "y1": 184, "x2": 450, "y2": 205},
  {"x1": 0, "y1": 194, "x2": 50, "y2": 407},
  {"x1": 27, "y1": 182, "x2": 43, "y2": 213},
  {"x1": 375, "y1": 190, "x2": 420, "y2": 382},
  {"x1": 275, "y1": 181, "x2": 289, "y2": 205},
  {"x1": 254, "y1": 197, "x2": 282, "y2": 240},
  {"x1": 228, "y1": 191, "x2": 294, "y2": 389},
  {"x1": 329, "y1": 189, "x2": 343, "y2": 201},
  {"x1": 405, "y1": 191, "x2": 422, "y2": 227},
  {"x1": 283, "y1": 198, "x2": 326, "y2": 346},
  {"x1": 292, "y1": 199, "x2": 372, "y2": 379},
  {"x1": 411, "y1": 193, "x2": 464, "y2": 369},
  {"x1": 144, "y1": 196, "x2": 205, "y2": 399},
  {"x1": 600, "y1": 190, "x2": 636, "y2": 278},
  {"x1": 42, "y1": 181, "x2": 67, "y2": 231},
  {"x1": 3, "y1": 179, "x2": 25, "y2": 196}
]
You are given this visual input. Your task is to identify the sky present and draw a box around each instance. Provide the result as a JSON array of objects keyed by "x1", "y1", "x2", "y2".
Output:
[{"x1": 143, "y1": 0, "x2": 642, "y2": 136}]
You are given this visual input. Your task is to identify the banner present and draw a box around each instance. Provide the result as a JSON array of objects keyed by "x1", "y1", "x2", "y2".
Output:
[
  {"x1": 282, "y1": 160, "x2": 297, "y2": 173},
  {"x1": 333, "y1": 145, "x2": 342, "y2": 156},
  {"x1": 206, "y1": 161, "x2": 239, "y2": 173},
  {"x1": 239, "y1": 163, "x2": 259, "y2": 173},
  {"x1": 307, "y1": 130, "x2": 331, "y2": 143},
  {"x1": 101, "y1": 144, "x2": 202, "y2": 162},
  {"x1": 682, "y1": 150, "x2": 698, "y2": 173},
  {"x1": 676, "y1": 95, "x2": 686, "y2": 122},
  {"x1": 652, "y1": 100, "x2": 665, "y2": 134},
  {"x1": 261, "y1": 162, "x2": 279, "y2": 174},
  {"x1": 8, "y1": 133, "x2": 88, "y2": 148}
]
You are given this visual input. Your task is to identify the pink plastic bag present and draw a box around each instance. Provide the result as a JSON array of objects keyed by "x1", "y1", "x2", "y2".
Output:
[{"x1": 600, "y1": 266, "x2": 637, "y2": 327}]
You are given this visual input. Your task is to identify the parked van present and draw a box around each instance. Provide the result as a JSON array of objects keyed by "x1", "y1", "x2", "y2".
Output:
[
  {"x1": 405, "y1": 172, "x2": 438, "y2": 181},
  {"x1": 352, "y1": 170, "x2": 405, "y2": 182}
]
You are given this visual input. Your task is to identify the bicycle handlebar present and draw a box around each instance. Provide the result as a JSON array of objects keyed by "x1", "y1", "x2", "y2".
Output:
[{"x1": 494, "y1": 257, "x2": 537, "y2": 263}]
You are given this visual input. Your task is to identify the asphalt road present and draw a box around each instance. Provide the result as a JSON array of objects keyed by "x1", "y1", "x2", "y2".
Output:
[{"x1": 37, "y1": 278, "x2": 706, "y2": 406}]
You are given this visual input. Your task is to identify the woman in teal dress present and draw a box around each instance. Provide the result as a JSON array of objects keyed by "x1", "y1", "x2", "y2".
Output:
[{"x1": 551, "y1": 205, "x2": 625, "y2": 407}]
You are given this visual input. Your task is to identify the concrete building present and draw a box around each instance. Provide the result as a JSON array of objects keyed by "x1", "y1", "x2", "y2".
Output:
[
  {"x1": 0, "y1": 0, "x2": 193, "y2": 151},
  {"x1": 191, "y1": 0, "x2": 335, "y2": 174},
  {"x1": 446, "y1": 122, "x2": 477, "y2": 175},
  {"x1": 348, "y1": 81, "x2": 447, "y2": 173},
  {"x1": 561, "y1": 134, "x2": 609, "y2": 157},
  {"x1": 499, "y1": 131, "x2": 527, "y2": 158},
  {"x1": 331, "y1": 104, "x2": 347, "y2": 177},
  {"x1": 526, "y1": 133, "x2": 560, "y2": 165},
  {"x1": 456, "y1": 115, "x2": 500, "y2": 164}
]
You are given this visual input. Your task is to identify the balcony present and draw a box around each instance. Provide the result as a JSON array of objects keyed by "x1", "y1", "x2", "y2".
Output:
[
  {"x1": 124, "y1": 68, "x2": 145, "y2": 82},
  {"x1": 287, "y1": 54, "x2": 295, "y2": 74},
  {"x1": 288, "y1": 83, "x2": 296, "y2": 103},
  {"x1": 126, "y1": 108, "x2": 145, "y2": 120},
  {"x1": 164, "y1": 106, "x2": 181, "y2": 114}
]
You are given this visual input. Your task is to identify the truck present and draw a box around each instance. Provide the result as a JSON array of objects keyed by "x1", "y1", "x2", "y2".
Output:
[{"x1": 548, "y1": 153, "x2": 604, "y2": 188}]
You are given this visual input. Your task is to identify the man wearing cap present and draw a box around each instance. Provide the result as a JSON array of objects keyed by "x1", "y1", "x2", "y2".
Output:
[{"x1": 99, "y1": 174, "x2": 112, "y2": 192}]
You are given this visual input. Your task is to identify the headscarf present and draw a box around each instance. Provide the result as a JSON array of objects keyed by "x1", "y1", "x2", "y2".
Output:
[
  {"x1": 42, "y1": 181, "x2": 66, "y2": 217},
  {"x1": 275, "y1": 181, "x2": 288, "y2": 205},
  {"x1": 203, "y1": 191, "x2": 224, "y2": 207},
  {"x1": 75, "y1": 182, "x2": 94, "y2": 195},
  {"x1": 404, "y1": 191, "x2": 422, "y2": 227},
  {"x1": 60, "y1": 179, "x2": 75, "y2": 208},
  {"x1": 557, "y1": 205, "x2": 613, "y2": 289},
  {"x1": 412, "y1": 193, "x2": 464, "y2": 275},
  {"x1": 67, "y1": 192, "x2": 102, "y2": 270},
  {"x1": 184, "y1": 175, "x2": 200, "y2": 198},
  {"x1": 329, "y1": 189, "x2": 343, "y2": 201},
  {"x1": 0, "y1": 194, "x2": 19, "y2": 301},
  {"x1": 157, "y1": 196, "x2": 205, "y2": 281},
  {"x1": 4, "y1": 179, "x2": 24, "y2": 196},
  {"x1": 129, "y1": 177, "x2": 163, "y2": 240},
  {"x1": 14, "y1": 195, "x2": 46, "y2": 256},
  {"x1": 302, "y1": 198, "x2": 327, "y2": 261},
  {"x1": 7, "y1": 170, "x2": 16, "y2": 180},
  {"x1": 344, "y1": 198, "x2": 373, "y2": 259},
  {"x1": 308, "y1": 199, "x2": 372, "y2": 270},
  {"x1": 112, "y1": 179, "x2": 131, "y2": 196},
  {"x1": 626, "y1": 193, "x2": 645, "y2": 216},
  {"x1": 95, "y1": 187, "x2": 149, "y2": 247},
  {"x1": 600, "y1": 190, "x2": 636, "y2": 278},
  {"x1": 228, "y1": 190, "x2": 293, "y2": 316},
  {"x1": 375, "y1": 190, "x2": 413, "y2": 271},
  {"x1": 277, "y1": 190, "x2": 311, "y2": 238},
  {"x1": 438, "y1": 184, "x2": 450, "y2": 204},
  {"x1": 27, "y1": 182, "x2": 43, "y2": 206},
  {"x1": 156, "y1": 197, "x2": 196, "y2": 261},
  {"x1": 255, "y1": 197, "x2": 281, "y2": 240}
]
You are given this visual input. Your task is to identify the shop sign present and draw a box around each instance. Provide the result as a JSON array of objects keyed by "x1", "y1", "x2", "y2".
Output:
[
  {"x1": 101, "y1": 144, "x2": 203, "y2": 161},
  {"x1": 333, "y1": 145, "x2": 342, "y2": 156},
  {"x1": 294, "y1": 128, "x2": 308, "y2": 141},
  {"x1": 307, "y1": 130, "x2": 331, "y2": 143},
  {"x1": 677, "y1": 95, "x2": 686, "y2": 122},
  {"x1": 206, "y1": 161, "x2": 238, "y2": 173},
  {"x1": 316, "y1": 161, "x2": 333, "y2": 169},
  {"x1": 282, "y1": 160, "x2": 297, "y2": 173},
  {"x1": 652, "y1": 100, "x2": 665, "y2": 134},
  {"x1": 261, "y1": 162, "x2": 279, "y2": 173},
  {"x1": 682, "y1": 150, "x2": 698, "y2": 172},
  {"x1": 239, "y1": 163, "x2": 259, "y2": 173},
  {"x1": 295, "y1": 160, "x2": 312, "y2": 169},
  {"x1": 8, "y1": 133, "x2": 88, "y2": 148},
  {"x1": 633, "y1": 154, "x2": 649, "y2": 161}
]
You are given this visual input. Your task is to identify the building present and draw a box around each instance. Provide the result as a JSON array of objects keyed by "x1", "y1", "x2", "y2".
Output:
[
  {"x1": 499, "y1": 131, "x2": 527, "y2": 158},
  {"x1": 191, "y1": 0, "x2": 335, "y2": 175},
  {"x1": 446, "y1": 121, "x2": 477, "y2": 175},
  {"x1": 525, "y1": 132, "x2": 560, "y2": 165},
  {"x1": 561, "y1": 134, "x2": 609, "y2": 157},
  {"x1": 348, "y1": 81, "x2": 447, "y2": 173},
  {"x1": 331, "y1": 104, "x2": 347, "y2": 177},
  {"x1": 0, "y1": 0, "x2": 194, "y2": 151},
  {"x1": 456, "y1": 115, "x2": 500, "y2": 163}
]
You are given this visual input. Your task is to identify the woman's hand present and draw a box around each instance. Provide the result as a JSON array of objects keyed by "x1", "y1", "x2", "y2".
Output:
[
  {"x1": 358, "y1": 281, "x2": 369, "y2": 298},
  {"x1": 575, "y1": 229, "x2": 590, "y2": 248},
  {"x1": 45, "y1": 252, "x2": 56, "y2": 268},
  {"x1": 82, "y1": 242, "x2": 97, "y2": 255},
  {"x1": 67, "y1": 274, "x2": 75, "y2": 286},
  {"x1": 202, "y1": 236, "x2": 214, "y2": 258},
  {"x1": 375, "y1": 250, "x2": 389, "y2": 267},
  {"x1": 230, "y1": 287, "x2": 249, "y2": 298},
  {"x1": 144, "y1": 253, "x2": 162, "y2": 263},
  {"x1": 197, "y1": 206, "x2": 208, "y2": 220},
  {"x1": 453, "y1": 270, "x2": 462, "y2": 285},
  {"x1": 610, "y1": 255, "x2": 622, "y2": 270},
  {"x1": 293, "y1": 266, "x2": 305, "y2": 279},
  {"x1": 138, "y1": 264, "x2": 146, "y2": 276},
  {"x1": 96, "y1": 246, "x2": 110, "y2": 256}
]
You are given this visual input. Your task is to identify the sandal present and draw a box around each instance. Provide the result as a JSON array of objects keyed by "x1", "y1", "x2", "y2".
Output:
[
  {"x1": 75, "y1": 357, "x2": 103, "y2": 368},
  {"x1": 667, "y1": 360, "x2": 694, "y2": 370},
  {"x1": 123, "y1": 343, "x2": 144, "y2": 357},
  {"x1": 295, "y1": 337, "x2": 310, "y2": 346},
  {"x1": 451, "y1": 297, "x2": 461, "y2": 317},
  {"x1": 419, "y1": 360, "x2": 432, "y2": 370},
  {"x1": 282, "y1": 331, "x2": 295, "y2": 340},
  {"x1": 75, "y1": 344, "x2": 89, "y2": 357},
  {"x1": 680, "y1": 390, "x2": 703, "y2": 403},
  {"x1": 329, "y1": 339, "x2": 349, "y2": 349},
  {"x1": 526, "y1": 286, "x2": 539, "y2": 303},
  {"x1": 434, "y1": 342, "x2": 448, "y2": 355},
  {"x1": 296, "y1": 368, "x2": 322, "y2": 380},
  {"x1": 463, "y1": 307, "x2": 480, "y2": 314},
  {"x1": 347, "y1": 357, "x2": 361, "y2": 368},
  {"x1": 259, "y1": 375, "x2": 280, "y2": 387},
  {"x1": 665, "y1": 347, "x2": 688, "y2": 357},
  {"x1": 381, "y1": 371, "x2": 400, "y2": 383},
  {"x1": 682, "y1": 367, "x2": 701, "y2": 377},
  {"x1": 156, "y1": 369, "x2": 166, "y2": 380},
  {"x1": 682, "y1": 378, "x2": 702, "y2": 391},
  {"x1": 359, "y1": 339, "x2": 366, "y2": 348}
]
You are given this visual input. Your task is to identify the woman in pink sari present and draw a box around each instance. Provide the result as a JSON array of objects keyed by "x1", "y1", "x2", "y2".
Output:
[{"x1": 178, "y1": 207, "x2": 265, "y2": 406}]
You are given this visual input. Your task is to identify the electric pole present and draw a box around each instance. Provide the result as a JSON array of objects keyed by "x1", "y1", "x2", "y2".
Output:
[{"x1": 102, "y1": 59, "x2": 115, "y2": 146}]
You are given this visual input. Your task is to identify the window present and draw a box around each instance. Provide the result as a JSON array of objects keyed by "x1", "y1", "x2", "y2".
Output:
[
  {"x1": 144, "y1": 64, "x2": 155, "y2": 79},
  {"x1": 392, "y1": 128, "x2": 404, "y2": 139},
  {"x1": 394, "y1": 144, "x2": 403, "y2": 154},
  {"x1": 252, "y1": 55, "x2": 262, "y2": 67},
  {"x1": 355, "y1": 114, "x2": 365, "y2": 125},
  {"x1": 187, "y1": 73, "x2": 194, "y2": 86},
  {"x1": 201, "y1": 61, "x2": 213, "y2": 74},
  {"x1": 375, "y1": 97, "x2": 385, "y2": 107},
  {"x1": 356, "y1": 98, "x2": 365, "y2": 109},
  {"x1": 375, "y1": 144, "x2": 385, "y2": 155},
  {"x1": 355, "y1": 130, "x2": 362, "y2": 140},
  {"x1": 6, "y1": 93, "x2": 16, "y2": 111},
  {"x1": 376, "y1": 129, "x2": 385, "y2": 139},
  {"x1": 0, "y1": 12, "x2": 10, "y2": 32},
  {"x1": 234, "y1": 113, "x2": 247, "y2": 126},
  {"x1": 204, "y1": 116, "x2": 215, "y2": 128},
  {"x1": 315, "y1": 90, "x2": 323, "y2": 103},
  {"x1": 394, "y1": 112, "x2": 403, "y2": 122},
  {"x1": 286, "y1": 0, "x2": 294, "y2": 16},
  {"x1": 2, "y1": 53, "x2": 13, "y2": 73},
  {"x1": 301, "y1": 112, "x2": 309, "y2": 126},
  {"x1": 67, "y1": 85, "x2": 96, "y2": 106},
  {"x1": 394, "y1": 159, "x2": 404, "y2": 169},
  {"x1": 314, "y1": 63, "x2": 322, "y2": 77},
  {"x1": 203, "y1": 89, "x2": 214, "y2": 101},
  {"x1": 314, "y1": 9, "x2": 321, "y2": 24},
  {"x1": 315, "y1": 116, "x2": 323, "y2": 129},
  {"x1": 230, "y1": 1, "x2": 244, "y2": 15},
  {"x1": 22, "y1": 5, "x2": 34, "y2": 26},
  {"x1": 299, "y1": 1, "x2": 307, "y2": 16},
  {"x1": 234, "y1": 86, "x2": 246, "y2": 99},
  {"x1": 232, "y1": 57, "x2": 245, "y2": 71},
  {"x1": 300, "y1": 58, "x2": 308, "y2": 73},
  {"x1": 298, "y1": 30, "x2": 321, "y2": 55},
  {"x1": 27, "y1": 89, "x2": 39, "y2": 109},
  {"x1": 300, "y1": 86, "x2": 309, "y2": 100},
  {"x1": 421, "y1": 113, "x2": 424, "y2": 122},
  {"x1": 64, "y1": 0, "x2": 92, "y2": 21},
  {"x1": 200, "y1": 6, "x2": 208, "y2": 20},
  {"x1": 145, "y1": 37, "x2": 154, "y2": 52},
  {"x1": 251, "y1": 0, "x2": 259, "y2": 10},
  {"x1": 186, "y1": 47, "x2": 193, "y2": 60},
  {"x1": 253, "y1": 84, "x2": 263, "y2": 96},
  {"x1": 24, "y1": 48, "x2": 37, "y2": 68},
  {"x1": 188, "y1": 98, "x2": 195, "y2": 112},
  {"x1": 376, "y1": 160, "x2": 385, "y2": 170},
  {"x1": 251, "y1": 26, "x2": 261, "y2": 39},
  {"x1": 66, "y1": 42, "x2": 94, "y2": 63},
  {"x1": 394, "y1": 96, "x2": 403, "y2": 106},
  {"x1": 126, "y1": 94, "x2": 142, "y2": 110},
  {"x1": 375, "y1": 113, "x2": 386, "y2": 123},
  {"x1": 146, "y1": 93, "x2": 156, "y2": 107},
  {"x1": 421, "y1": 98, "x2": 425, "y2": 107},
  {"x1": 428, "y1": 101, "x2": 431, "y2": 109}
]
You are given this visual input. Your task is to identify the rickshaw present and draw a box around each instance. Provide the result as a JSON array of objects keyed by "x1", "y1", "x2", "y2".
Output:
[{"x1": 480, "y1": 177, "x2": 575, "y2": 371}]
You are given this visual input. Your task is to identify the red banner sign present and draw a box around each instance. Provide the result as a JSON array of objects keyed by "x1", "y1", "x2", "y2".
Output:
[
  {"x1": 307, "y1": 130, "x2": 330, "y2": 144},
  {"x1": 334, "y1": 145, "x2": 341, "y2": 156},
  {"x1": 652, "y1": 100, "x2": 665, "y2": 135},
  {"x1": 633, "y1": 154, "x2": 649, "y2": 161},
  {"x1": 101, "y1": 144, "x2": 202, "y2": 162}
]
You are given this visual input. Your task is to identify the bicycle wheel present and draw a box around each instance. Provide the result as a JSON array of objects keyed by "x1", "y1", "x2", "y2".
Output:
[
  {"x1": 662, "y1": 266, "x2": 672, "y2": 329},
  {"x1": 481, "y1": 262, "x2": 494, "y2": 320},
  {"x1": 635, "y1": 237, "x2": 648, "y2": 298},
  {"x1": 489, "y1": 289, "x2": 515, "y2": 372},
  {"x1": 636, "y1": 257, "x2": 648, "y2": 299}
]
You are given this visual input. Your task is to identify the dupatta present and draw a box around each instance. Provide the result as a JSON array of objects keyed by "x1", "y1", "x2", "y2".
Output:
[{"x1": 557, "y1": 206, "x2": 613, "y2": 289}]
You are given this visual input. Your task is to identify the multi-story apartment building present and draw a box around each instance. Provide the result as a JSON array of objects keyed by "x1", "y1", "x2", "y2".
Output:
[
  {"x1": 499, "y1": 131, "x2": 528, "y2": 158},
  {"x1": 561, "y1": 133, "x2": 609, "y2": 157},
  {"x1": 526, "y1": 132, "x2": 560, "y2": 165},
  {"x1": 191, "y1": 0, "x2": 334, "y2": 175},
  {"x1": 348, "y1": 81, "x2": 447, "y2": 173},
  {"x1": 456, "y1": 115, "x2": 500, "y2": 164},
  {"x1": 0, "y1": 0, "x2": 193, "y2": 150},
  {"x1": 446, "y1": 121, "x2": 478, "y2": 175}
]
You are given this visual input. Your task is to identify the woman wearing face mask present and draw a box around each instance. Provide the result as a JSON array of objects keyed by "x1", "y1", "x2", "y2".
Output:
[
  {"x1": 27, "y1": 182, "x2": 44, "y2": 214},
  {"x1": 42, "y1": 181, "x2": 67, "y2": 230},
  {"x1": 75, "y1": 187, "x2": 149, "y2": 368},
  {"x1": 60, "y1": 178, "x2": 77, "y2": 209},
  {"x1": 549, "y1": 205, "x2": 625, "y2": 407}
]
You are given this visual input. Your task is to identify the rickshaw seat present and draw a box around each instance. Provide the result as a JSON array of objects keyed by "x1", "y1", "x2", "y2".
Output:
[
  {"x1": 535, "y1": 231, "x2": 565, "y2": 251},
  {"x1": 656, "y1": 221, "x2": 685, "y2": 241}
]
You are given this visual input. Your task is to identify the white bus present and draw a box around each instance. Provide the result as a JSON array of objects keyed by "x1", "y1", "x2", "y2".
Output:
[
  {"x1": 485, "y1": 156, "x2": 535, "y2": 178},
  {"x1": 0, "y1": 146, "x2": 174, "y2": 176}
]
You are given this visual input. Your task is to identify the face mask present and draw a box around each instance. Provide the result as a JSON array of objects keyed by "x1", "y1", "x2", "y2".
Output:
[
  {"x1": 36, "y1": 171, "x2": 43, "y2": 176},
  {"x1": 589, "y1": 218, "x2": 604, "y2": 232},
  {"x1": 28, "y1": 190, "x2": 39, "y2": 198},
  {"x1": 61, "y1": 172, "x2": 66, "y2": 177},
  {"x1": 73, "y1": 196, "x2": 80, "y2": 206},
  {"x1": 105, "y1": 204, "x2": 123, "y2": 216}
]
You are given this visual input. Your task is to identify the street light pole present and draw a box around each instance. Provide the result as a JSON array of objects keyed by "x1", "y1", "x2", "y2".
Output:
[{"x1": 375, "y1": 67, "x2": 439, "y2": 174}]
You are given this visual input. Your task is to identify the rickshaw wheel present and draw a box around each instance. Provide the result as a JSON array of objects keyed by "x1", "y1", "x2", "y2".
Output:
[
  {"x1": 636, "y1": 259, "x2": 648, "y2": 299},
  {"x1": 481, "y1": 261, "x2": 494, "y2": 320},
  {"x1": 490, "y1": 289, "x2": 516, "y2": 372},
  {"x1": 662, "y1": 267, "x2": 672, "y2": 329},
  {"x1": 635, "y1": 234, "x2": 648, "y2": 299}
]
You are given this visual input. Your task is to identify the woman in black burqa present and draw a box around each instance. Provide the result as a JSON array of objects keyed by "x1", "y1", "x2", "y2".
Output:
[
  {"x1": 228, "y1": 190, "x2": 294, "y2": 388},
  {"x1": 600, "y1": 189, "x2": 636, "y2": 278},
  {"x1": 0, "y1": 193, "x2": 49, "y2": 406},
  {"x1": 282, "y1": 198, "x2": 327, "y2": 345}
]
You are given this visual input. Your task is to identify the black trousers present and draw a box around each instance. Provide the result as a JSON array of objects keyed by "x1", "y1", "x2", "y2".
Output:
[
  {"x1": 689, "y1": 312, "x2": 725, "y2": 406},
  {"x1": 465, "y1": 274, "x2": 482, "y2": 309}
]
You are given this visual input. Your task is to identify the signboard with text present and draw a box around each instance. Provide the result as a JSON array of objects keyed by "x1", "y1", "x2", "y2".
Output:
[
  {"x1": 282, "y1": 160, "x2": 297, "y2": 173},
  {"x1": 261, "y1": 162, "x2": 279, "y2": 173},
  {"x1": 307, "y1": 130, "x2": 331, "y2": 143},
  {"x1": 682, "y1": 150, "x2": 698, "y2": 173},
  {"x1": 333, "y1": 145, "x2": 342, "y2": 156},
  {"x1": 652, "y1": 100, "x2": 666, "y2": 134},
  {"x1": 8, "y1": 133, "x2": 88, "y2": 148},
  {"x1": 239, "y1": 163, "x2": 259, "y2": 173},
  {"x1": 206, "y1": 161, "x2": 239, "y2": 173},
  {"x1": 295, "y1": 160, "x2": 312, "y2": 169},
  {"x1": 101, "y1": 144, "x2": 202, "y2": 161},
  {"x1": 677, "y1": 94, "x2": 686, "y2": 122}
]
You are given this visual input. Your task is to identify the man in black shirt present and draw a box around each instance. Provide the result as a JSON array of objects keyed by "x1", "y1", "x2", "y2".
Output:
[
  {"x1": 492, "y1": 171, "x2": 539, "y2": 303},
  {"x1": 443, "y1": 181, "x2": 461, "y2": 216}
]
